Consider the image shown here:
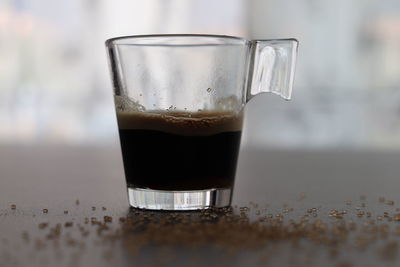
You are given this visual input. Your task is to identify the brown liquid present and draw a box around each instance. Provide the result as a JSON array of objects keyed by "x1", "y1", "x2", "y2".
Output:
[{"x1": 117, "y1": 111, "x2": 243, "y2": 191}]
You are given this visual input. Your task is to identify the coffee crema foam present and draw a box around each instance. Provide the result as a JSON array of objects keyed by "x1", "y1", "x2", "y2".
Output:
[{"x1": 117, "y1": 111, "x2": 243, "y2": 136}]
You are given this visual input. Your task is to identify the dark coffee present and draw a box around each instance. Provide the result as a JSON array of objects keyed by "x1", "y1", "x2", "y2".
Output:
[{"x1": 117, "y1": 111, "x2": 243, "y2": 191}]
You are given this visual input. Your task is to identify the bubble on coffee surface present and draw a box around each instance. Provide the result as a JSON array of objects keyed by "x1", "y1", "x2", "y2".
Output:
[{"x1": 114, "y1": 95, "x2": 145, "y2": 112}]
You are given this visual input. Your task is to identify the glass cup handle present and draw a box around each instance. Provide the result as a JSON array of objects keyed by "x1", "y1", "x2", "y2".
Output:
[{"x1": 247, "y1": 39, "x2": 299, "y2": 101}]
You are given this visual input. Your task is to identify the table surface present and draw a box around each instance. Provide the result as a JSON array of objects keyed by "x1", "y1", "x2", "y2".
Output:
[{"x1": 1, "y1": 144, "x2": 400, "y2": 267}]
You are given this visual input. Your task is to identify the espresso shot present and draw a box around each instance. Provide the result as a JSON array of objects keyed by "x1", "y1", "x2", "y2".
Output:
[{"x1": 116, "y1": 111, "x2": 243, "y2": 191}]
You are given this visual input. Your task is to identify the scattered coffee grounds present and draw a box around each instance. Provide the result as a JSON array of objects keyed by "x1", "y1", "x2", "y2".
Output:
[{"x1": 3, "y1": 197, "x2": 400, "y2": 266}]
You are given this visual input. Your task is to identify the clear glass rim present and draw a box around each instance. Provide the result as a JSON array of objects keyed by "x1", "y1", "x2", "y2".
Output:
[{"x1": 105, "y1": 34, "x2": 250, "y2": 46}]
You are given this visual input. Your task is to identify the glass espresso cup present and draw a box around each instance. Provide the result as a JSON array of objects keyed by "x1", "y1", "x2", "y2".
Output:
[{"x1": 105, "y1": 34, "x2": 298, "y2": 210}]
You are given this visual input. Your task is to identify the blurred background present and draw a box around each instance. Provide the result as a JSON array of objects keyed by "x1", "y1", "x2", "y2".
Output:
[{"x1": 1, "y1": 0, "x2": 400, "y2": 149}]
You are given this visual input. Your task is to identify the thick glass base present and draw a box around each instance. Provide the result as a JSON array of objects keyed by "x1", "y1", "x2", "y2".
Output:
[{"x1": 127, "y1": 187, "x2": 232, "y2": 210}]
